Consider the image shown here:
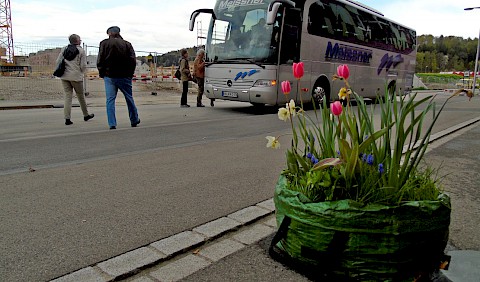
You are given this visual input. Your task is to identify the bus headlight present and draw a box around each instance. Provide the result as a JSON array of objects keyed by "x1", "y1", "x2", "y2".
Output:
[{"x1": 253, "y1": 80, "x2": 276, "y2": 87}]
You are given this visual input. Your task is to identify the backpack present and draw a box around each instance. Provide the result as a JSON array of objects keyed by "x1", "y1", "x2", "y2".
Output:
[
  {"x1": 174, "y1": 67, "x2": 181, "y2": 80},
  {"x1": 175, "y1": 58, "x2": 186, "y2": 80}
]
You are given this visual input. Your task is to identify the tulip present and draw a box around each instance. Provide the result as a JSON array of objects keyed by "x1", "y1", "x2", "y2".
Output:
[
  {"x1": 330, "y1": 101, "x2": 343, "y2": 116},
  {"x1": 337, "y1": 65, "x2": 350, "y2": 80},
  {"x1": 293, "y1": 62, "x2": 304, "y2": 79},
  {"x1": 281, "y1": 81, "x2": 291, "y2": 95}
]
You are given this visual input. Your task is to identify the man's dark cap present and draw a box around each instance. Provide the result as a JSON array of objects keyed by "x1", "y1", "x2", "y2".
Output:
[{"x1": 106, "y1": 26, "x2": 121, "y2": 34}]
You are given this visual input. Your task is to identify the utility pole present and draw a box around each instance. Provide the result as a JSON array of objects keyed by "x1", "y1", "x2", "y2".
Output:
[
  {"x1": 0, "y1": 0, "x2": 14, "y2": 64},
  {"x1": 464, "y1": 7, "x2": 480, "y2": 95}
]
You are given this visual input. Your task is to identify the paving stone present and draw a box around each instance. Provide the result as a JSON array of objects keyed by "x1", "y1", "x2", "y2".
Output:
[
  {"x1": 150, "y1": 231, "x2": 205, "y2": 256},
  {"x1": 441, "y1": 250, "x2": 480, "y2": 282},
  {"x1": 97, "y1": 247, "x2": 165, "y2": 278},
  {"x1": 50, "y1": 267, "x2": 106, "y2": 282},
  {"x1": 193, "y1": 217, "x2": 241, "y2": 239},
  {"x1": 130, "y1": 277, "x2": 156, "y2": 282},
  {"x1": 227, "y1": 206, "x2": 271, "y2": 224},
  {"x1": 198, "y1": 238, "x2": 245, "y2": 262},
  {"x1": 256, "y1": 198, "x2": 275, "y2": 211},
  {"x1": 262, "y1": 215, "x2": 278, "y2": 228},
  {"x1": 233, "y1": 224, "x2": 275, "y2": 245},
  {"x1": 149, "y1": 255, "x2": 211, "y2": 282}
]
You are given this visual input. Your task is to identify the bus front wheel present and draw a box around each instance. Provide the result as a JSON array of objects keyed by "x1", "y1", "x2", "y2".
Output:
[{"x1": 387, "y1": 81, "x2": 396, "y2": 101}]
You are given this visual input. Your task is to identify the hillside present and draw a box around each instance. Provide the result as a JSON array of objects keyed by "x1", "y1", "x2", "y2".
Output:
[{"x1": 138, "y1": 46, "x2": 203, "y2": 67}]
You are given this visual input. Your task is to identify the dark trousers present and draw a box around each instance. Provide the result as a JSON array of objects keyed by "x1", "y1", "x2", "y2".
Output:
[
  {"x1": 181, "y1": 81, "x2": 188, "y2": 105},
  {"x1": 196, "y1": 77, "x2": 204, "y2": 104}
]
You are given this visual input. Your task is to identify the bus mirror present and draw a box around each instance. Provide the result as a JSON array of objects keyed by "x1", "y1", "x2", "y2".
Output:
[
  {"x1": 189, "y1": 11, "x2": 201, "y2": 31},
  {"x1": 266, "y1": 0, "x2": 296, "y2": 25},
  {"x1": 266, "y1": 3, "x2": 281, "y2": 25},
  {"x1": 189, "y1": 9, "x2": 216, "y2": 31}
]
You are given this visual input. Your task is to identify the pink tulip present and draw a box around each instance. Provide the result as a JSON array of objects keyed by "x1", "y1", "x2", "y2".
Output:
[
  {"x1": 337, "y1": 65, "x2": 350, "y2": 80},
  {"x1": 293, "y1": 62, "x2": 304, "y2": 79},
  {"x1": 281, "y1": 81, "x2": 291, "y2": 95},
  {"x1": 331, "y1": 101, "x2": 343, "y2": 116}
]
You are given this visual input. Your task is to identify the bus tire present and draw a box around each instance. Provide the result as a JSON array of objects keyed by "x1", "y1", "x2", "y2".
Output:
[
  {"x1": 251, "y1": 102, "x2": 265, "y2": 107},
  {"x1": 312, "y1": 78, "x2": 331, "y2": 108}
]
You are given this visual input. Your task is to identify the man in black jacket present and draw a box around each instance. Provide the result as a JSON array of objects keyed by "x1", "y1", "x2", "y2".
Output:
[{"x1": 97, "y1": 26, "x2": 140, "y2": 130}]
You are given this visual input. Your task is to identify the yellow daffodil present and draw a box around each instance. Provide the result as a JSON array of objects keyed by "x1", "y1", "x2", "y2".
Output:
[
  {"x1": 278, "y1": 107, "x2": 289, "y2": 121},
  {"x1": 338, "y1": 87, "x2": 348, "y2": 100},
  {"x1": 266, "y1": 136, "x2": 280, "y2": 149}
]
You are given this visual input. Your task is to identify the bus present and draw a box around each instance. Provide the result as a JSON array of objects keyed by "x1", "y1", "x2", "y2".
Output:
[{"x1": 189, "y1": 0, "x2": 416, "y2": 107}]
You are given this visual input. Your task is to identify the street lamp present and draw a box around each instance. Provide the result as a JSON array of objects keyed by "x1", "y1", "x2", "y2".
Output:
[{"x1": 464, "y1": 7, "x2": 480, "y2": 95}]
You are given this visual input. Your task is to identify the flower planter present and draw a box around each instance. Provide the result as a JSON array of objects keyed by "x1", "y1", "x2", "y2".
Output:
[{"x1": 270, "y1": 175, "x2": 451, "y2": 281}]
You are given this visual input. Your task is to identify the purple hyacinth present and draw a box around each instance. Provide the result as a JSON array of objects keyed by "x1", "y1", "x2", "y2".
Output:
[
  {"x1": 378, "y1": 163, "x2": 384, "y2": 174},
  {"x1": 367, "y1": 154, "x2": 374, "y2": 165}
]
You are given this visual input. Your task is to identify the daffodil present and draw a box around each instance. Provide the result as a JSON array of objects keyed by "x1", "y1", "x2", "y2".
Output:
[
  {"x1": 287, "y1": 99, "x2": 296, "y2": 116},
  {"x1": 278, "y1": 107, "x2": 289, "y2": 121},
  {"x1": 266, "y1": 136, "x2": 280, "y2": 149},
  {"x1": 338, "y1": 87, "x2": 348, "y2": 100}
]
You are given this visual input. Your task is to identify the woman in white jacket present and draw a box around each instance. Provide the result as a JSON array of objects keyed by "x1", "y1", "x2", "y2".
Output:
[{"x1": 55, "y1": 34, "x2": 94, "y2": 125}]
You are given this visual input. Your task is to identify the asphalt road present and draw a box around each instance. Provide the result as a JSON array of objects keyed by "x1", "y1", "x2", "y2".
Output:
[{"x1": 1, "y1": 93, "x2": 479, "y2": 281}]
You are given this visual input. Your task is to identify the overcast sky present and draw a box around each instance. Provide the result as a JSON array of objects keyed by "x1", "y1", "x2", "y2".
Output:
[{"x1": 9, "y1": 0, "x2": 480, "y2": 55}]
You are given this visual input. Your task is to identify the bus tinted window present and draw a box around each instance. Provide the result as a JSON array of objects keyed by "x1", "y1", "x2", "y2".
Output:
[{"x1": 307, "y1": 0, "x2": 416, "y2": 54}]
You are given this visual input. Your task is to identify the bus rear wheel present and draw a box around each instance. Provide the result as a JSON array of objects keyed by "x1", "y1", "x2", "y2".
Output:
[{"x1": 312, "y1": 82, "x2": 330, "y2": 108}]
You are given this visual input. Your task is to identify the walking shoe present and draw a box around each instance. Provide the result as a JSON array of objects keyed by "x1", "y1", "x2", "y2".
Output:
[
  {"x1": 84, "y1": 114, "x2": 94, "y2": 121},
  {"x1": 180, "y1": 104, "x2": 191, "y2": 108},
  {"x1": 110, "y1": 126, "x2": 116, "y2": 130},
  {"x1": 197, "y1": 103, "x2": 205, "y2": 107},
  {"x1": 65, "y1": 119, "x2": 73, "y2": 125},
  {"x1": 131, "y1": 119, "x2": 141, "y2": 127},
  {"x1": 210, "y1": 100, "x2": 215, "y2": 107}
]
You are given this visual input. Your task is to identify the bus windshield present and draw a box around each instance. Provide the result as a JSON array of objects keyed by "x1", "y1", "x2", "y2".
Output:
[{"x1": 206, "y1": 1, "x2": 278, "y2": 64}]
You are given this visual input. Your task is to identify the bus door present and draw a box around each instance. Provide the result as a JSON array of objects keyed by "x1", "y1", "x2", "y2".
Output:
[{"x1": 276, "y1": 7, "x2": 303, "y2": 105}]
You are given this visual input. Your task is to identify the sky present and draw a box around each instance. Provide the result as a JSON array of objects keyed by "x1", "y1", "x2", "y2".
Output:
[{"x1": 8, "y1": 0, "x2": 480, "y2": 55}]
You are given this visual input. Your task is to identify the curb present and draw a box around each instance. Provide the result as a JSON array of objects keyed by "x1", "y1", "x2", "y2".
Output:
[{"x1": 50, "y1": 199, "x2": 275, "y2": 282}]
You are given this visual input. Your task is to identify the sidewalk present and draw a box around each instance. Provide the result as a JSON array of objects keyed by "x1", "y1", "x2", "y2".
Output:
[
  {"x1": 51, "y1": 122, "x2": 480, "y2": 282},
  {"x1": 5, "y1": 94, "x2": 478, "y2": 282},
  {"x1": 0, "y1": 92, "x2": 187, "y2": 110}
]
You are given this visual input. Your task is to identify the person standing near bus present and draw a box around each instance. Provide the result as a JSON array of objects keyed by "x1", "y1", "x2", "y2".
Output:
[
  {"x1": 56, "y1": 34, "x2": 94, "y2": 125},
  {"x1": 179, "y1": 49, "x2": 191, "y2": 107},
  {"x1": 193, "y1": 49, "x2": 215, "y2": 107},
  {"x1": 97, "y1": 26, "x2": 140, "y2": 129}
]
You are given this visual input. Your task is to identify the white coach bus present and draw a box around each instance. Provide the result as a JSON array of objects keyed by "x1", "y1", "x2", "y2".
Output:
[{"x1": 189, "y1": 0, "x2": 416, "y2": 107}]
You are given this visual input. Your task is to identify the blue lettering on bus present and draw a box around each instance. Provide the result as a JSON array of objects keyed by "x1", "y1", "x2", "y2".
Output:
[
  {"x1": 234, "y1": 69, "x2": 259, "y2": 81},
  {"x1": 325, "y1": 42, "x2": 372, "y2": 64},
  {"x1": 377, "y1": 53, "x2": 404, "y2": 75}
]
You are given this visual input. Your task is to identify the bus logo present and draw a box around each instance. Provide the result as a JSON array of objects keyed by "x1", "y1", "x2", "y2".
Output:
[
  {"x1": 234, "y1": 69, "x2": 259, "y2": 81},
  {"x1": 325, "y1": 42, "x2": 372, "y2": 64},
  {"x1": 377, "y1": 54, "x2": 403, "y2": 75},
  {"x1": 219, "y1": 0, "x2": 265, "y2": 10}
]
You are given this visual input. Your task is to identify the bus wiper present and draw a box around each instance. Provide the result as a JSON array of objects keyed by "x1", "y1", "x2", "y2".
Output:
[
  {"x1": 208, "y1": 59, "x2": 265, "y2": 69},
  {"x1": 207, "y1": 59, "x2": 235, "y2": 66},
  {"x1": 228, "y1": 58, "x2": 266, "y2": 69}
]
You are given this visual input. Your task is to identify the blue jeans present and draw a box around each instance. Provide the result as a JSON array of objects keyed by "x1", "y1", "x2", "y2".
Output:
[{"x1": 103, "y1": 77, "x2": 139, "y2": 127}]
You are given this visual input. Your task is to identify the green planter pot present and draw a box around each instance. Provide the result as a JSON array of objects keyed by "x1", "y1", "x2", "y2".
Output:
[{"x1": 271, "y1": 175, "x2": 451, "y2": 281}]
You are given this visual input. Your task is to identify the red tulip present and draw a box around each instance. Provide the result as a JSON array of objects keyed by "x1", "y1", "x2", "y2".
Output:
[
  {"x1": 337, "y1": 65, "x2": 350, "y2": 80},
  {"x1": 331, "y1": 101, "x2": 343, "y2": 116},
  {"x1": 281, "y1": 81, "x2": 291, "y2": 95},
  {"x1": 293, "y1": 62, "x2": 304, "y2": 79}
]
